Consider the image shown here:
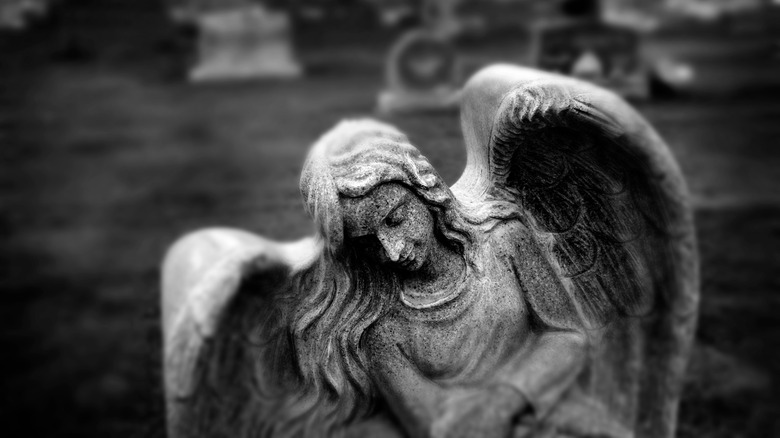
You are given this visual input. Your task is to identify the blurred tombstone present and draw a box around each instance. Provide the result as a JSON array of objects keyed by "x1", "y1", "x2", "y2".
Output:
[
  {"x1": 601, "y1": 0, "x2": 662, "y2": 31},
  {"x1": 454, "y1": 0, "x2": 539, "y2": 37},
  {"x1": 422, "y1": 0, "x2": 461, "y2": 37},
  {"x1": 424, "y1": 0, "x2": 493, "y2": 38},
  {"x1": 665, "y1": 0, "x2": 763, "y2": 22},
  {"x1": 367, "y1": 0, "x2": 417, "y2": 28},
  {"x1": 0, "y1": 0, "x2": 49, "y2": 30},
  {"x1": 188, "y1": 3, "x2": 301, "y2": 82},
  {"x1": 377, "y1": 29, "x2": 461, "y2": 114},
  {"x1": 532, "y1": 14, "x2": 650, "y2": 99}
]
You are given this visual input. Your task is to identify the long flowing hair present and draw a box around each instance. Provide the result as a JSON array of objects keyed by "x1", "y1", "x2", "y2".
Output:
[
  {"x1": 181, "y1": 120, "x2": 525, "y2": 438},
  {"x1": 276, "y1": 120, "x2": 488, "y2": 436}
]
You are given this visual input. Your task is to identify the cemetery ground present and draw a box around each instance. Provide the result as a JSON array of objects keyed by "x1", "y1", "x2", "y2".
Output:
[{"x1": 3, "y1": 11, "x2": 780, "y2": 438}]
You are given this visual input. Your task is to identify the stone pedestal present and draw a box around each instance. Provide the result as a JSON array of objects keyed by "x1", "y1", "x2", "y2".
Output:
[
  {"x1": 188, "y1": 5, "x2": 301, "y2": 82},
  {"x1": 377, "y1": 30, "x2": 461, "y2": 114}
]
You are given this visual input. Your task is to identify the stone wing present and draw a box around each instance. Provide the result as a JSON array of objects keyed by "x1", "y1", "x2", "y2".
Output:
[
  {"x1": 455, "y1": 66, "x2": 700, "y2": 437},
  {"x1": 455, "y1": 65, "x2": 698, "y2": 330},
  {"x1": 161, "y1": 228, "x2": 317, "y2": 438}
]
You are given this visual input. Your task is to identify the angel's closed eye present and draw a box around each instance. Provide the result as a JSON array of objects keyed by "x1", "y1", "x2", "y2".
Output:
[{"x1": 384, "y1": 202, "x2": 407, "y2": 228}]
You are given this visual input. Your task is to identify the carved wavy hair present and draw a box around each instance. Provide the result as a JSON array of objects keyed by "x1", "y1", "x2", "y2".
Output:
[{"x1": 275, "y1": 120, "x2": 482, "y2": 436}]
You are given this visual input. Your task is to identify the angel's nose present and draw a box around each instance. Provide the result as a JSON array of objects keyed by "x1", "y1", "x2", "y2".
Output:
[{"x1": 377, "y1": 234, "x2": 404, "y2": 262}]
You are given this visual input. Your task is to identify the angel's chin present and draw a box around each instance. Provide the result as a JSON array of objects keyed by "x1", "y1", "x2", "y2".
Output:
[
  {"x1": 410, "y1": 256, "x2": 426, "y2": 272},
  {"x1": 397, "y1": 255, "x2": 423, "y2": 272}
]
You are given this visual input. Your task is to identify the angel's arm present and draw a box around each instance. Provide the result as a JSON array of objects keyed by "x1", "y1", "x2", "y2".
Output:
[
  {"x1": 493, "y1": 223, "x2": 588, "y2": 420},
  {"x1": 365, "y1": 321, "x2": 525, "y2": 438},
  {"x1": 364, "y1": 322, "x2": 443, "y2": 436}
]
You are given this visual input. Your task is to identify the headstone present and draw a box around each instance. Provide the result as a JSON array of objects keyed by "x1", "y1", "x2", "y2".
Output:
[
  {"x1": 601, "y1": 0, "x2": 662, "y2": 31},
  {"x1": 367, "y1": 0, "x2": 417, "y2": 28},
  {"x1": 188, "y1": 4, "x2": 301, "y2": 82},
  {"x1": 377, "y1": 30, "x2": 461, "y2": 114},
  {"x1": 421, "y1": 0, "x2": 462, "y2": 37},
  {"x1": 0, "y1": 0, "x2": 48, "y2": 30},
  {"x1": 665, "y1": 0, "x2": 762, "y2": 22},
  {"x1": 532, "y1": 20, "x2": 649, "y2": 98}
]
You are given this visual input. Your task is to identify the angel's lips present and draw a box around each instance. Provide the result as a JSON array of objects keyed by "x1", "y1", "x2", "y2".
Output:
[{"x1": 397, "y1": 247, "x2": 418, "y2": 269}]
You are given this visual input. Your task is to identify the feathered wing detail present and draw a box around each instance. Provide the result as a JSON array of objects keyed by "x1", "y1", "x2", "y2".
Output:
[
  {"x1": 455, "y1": 65, "x2": 698, "y2": 438},
  {"x1": 161, "y1": 228, "x2": 318, "y2": 438}
]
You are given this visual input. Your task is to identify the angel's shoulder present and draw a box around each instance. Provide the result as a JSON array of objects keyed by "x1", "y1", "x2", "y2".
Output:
[
  {"x1": 484, "y1": 219, "x2": 534, "y2": 257},
  {"x1": 364, "y1": 315, "x2": 406, "y2": 360}
]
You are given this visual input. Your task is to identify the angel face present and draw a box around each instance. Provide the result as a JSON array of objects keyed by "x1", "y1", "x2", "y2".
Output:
[{"x1": 341, "y1": 183, "x2": 435, "y2": 272}]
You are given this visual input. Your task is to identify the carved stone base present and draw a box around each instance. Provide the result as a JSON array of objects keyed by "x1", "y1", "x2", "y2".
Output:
[{"x1": 377, "y1": 88, "x2": 461, "y2": 114}]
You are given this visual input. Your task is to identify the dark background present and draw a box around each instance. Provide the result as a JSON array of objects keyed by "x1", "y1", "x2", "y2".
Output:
[{"x1": 2, "y1": 0, "x2": 779, "y2": 436}]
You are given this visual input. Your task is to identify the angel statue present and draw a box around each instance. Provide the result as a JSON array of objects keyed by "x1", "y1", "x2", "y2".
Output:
[{"x1": 161, "y1": 65, "x2": 699, "y2": 438}]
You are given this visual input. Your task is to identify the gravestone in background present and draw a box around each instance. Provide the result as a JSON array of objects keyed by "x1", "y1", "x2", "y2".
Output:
[
  {"x1": 377, "y1": 29, "x2": 461, "y2": 114},
  {"x1": 0, "y1": 0, "x2": 49, "y2": 30},
  {"x1": 601, "y1": 0, "x2": 662, "y2": 31},
  {"x1": 187, "y1": 3, "x2": 301, "y2": 82},
  {"x1": 421, "y1": 0, "x2": 462, "y2": 37},
  {"x1": 531, "y1": 20, "x2": 649, "y2": 99},
  {"x1": 366, "y1": 0, "x2": 417, "y2": 28}
]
